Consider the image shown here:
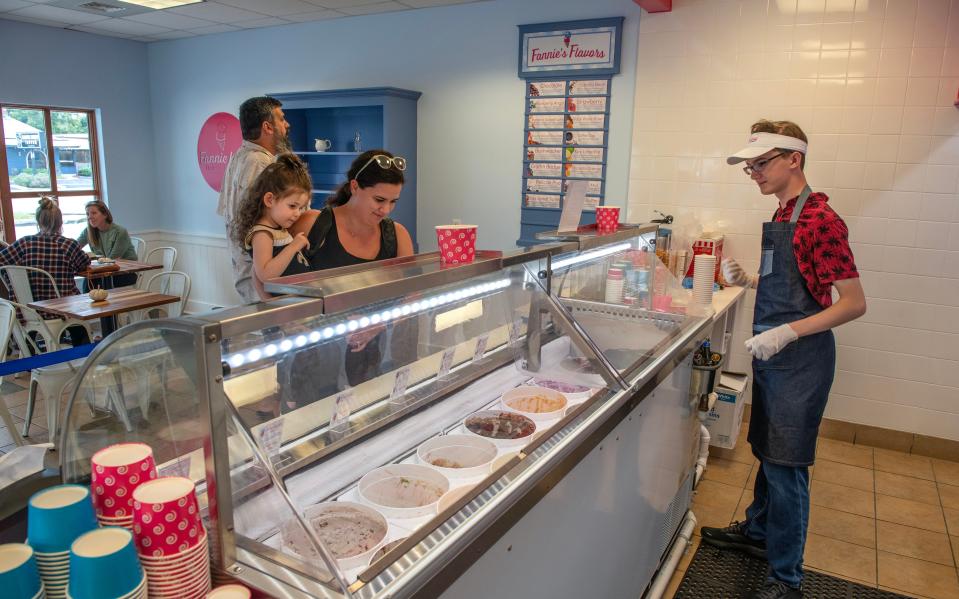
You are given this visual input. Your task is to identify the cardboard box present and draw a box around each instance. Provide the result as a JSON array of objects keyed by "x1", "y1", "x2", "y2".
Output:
[
  {"x1": 683, "y1": 234, "x2": 724, "y2": 281},
  {"x1": 704, "y1": 371, "x2": 748, "y2": 449}
]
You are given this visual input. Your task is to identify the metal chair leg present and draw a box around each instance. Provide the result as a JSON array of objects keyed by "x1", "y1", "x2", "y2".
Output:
[
  {"x1": 0, "y1": 395, "x2": 25, "y2": 447},
  {"x1": 108, "y1": 368, "x2": 134, "y2": 433},
  {"x1": 48, "y1": 378, "x2": 74, "y2": 443},
  {"x1": 22, "y1": 379, "x2": 38, "y2": 437}
]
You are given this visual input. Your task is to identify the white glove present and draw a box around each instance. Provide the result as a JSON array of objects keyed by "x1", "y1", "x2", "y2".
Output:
[
  {"x1": 722, "y1": 258, "x2": 759, "y2": 289},
  {"x1": 745, "y1": 324, "x2": 798, "y2": 361}
]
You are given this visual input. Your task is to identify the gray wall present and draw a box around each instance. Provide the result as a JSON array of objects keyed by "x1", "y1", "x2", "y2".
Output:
[
  {"x1": 146, "y1": 0, "x2": 642, "y2": 250},
  {"x1": 0, "y1": 19, "x2": 159, "y2": 232}
]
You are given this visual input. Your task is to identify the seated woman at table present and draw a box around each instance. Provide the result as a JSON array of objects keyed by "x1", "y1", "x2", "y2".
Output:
[
  {"x1": 279, "y1": 151, "x2": 416, "y2": 410},
  {"x1": 76, "y1": 200, "x2": 138, "y2": 289},
  {"x1": 0, "y1": 197, "x2": 91, "y2": 345}
]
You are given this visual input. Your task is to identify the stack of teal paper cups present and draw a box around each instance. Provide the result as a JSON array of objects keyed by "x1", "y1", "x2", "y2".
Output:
[
  {"x1": 27, "y1": 485, "x2": 98, "y2": 599},
  {"x1": 0, "y1": 543, "x2": 44, "y2": 599},
  {"x1": 68, "y1": 528, "x2": 145, "y2": 599}
]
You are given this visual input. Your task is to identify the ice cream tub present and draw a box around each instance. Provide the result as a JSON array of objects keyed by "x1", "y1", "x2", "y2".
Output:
[
  {"x1": 416, "y1": 435, "x2": 497, "y2": 480},
  {"x1": 500, "y1": 386, "x2": 567, "y2": 422},
  {"x1": 358, "y1": 465, "x2": 450, "y2": 519}
]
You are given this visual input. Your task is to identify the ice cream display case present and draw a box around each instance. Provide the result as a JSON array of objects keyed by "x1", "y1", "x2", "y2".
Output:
[{"x1": 58, "y1": 231, "x2": 710, "y2": 599}]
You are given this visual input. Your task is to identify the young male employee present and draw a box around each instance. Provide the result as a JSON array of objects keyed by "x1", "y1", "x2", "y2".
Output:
[{"x1": 700, "y1": 120, "x2": 867, "y2": 599}]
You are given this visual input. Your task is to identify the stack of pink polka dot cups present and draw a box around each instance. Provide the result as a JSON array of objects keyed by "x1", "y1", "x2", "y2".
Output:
[
  {"x1": 132, "y1": 477, "x2": 210, "y2": 598},
  {"x1": 90, "y1": 443, "x2": 158, "y2": 530}
]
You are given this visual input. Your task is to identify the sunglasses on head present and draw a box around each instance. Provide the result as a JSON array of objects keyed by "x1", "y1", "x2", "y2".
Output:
[{"x1": 353, "y1": 154, "x2": 407, "y2": 180}]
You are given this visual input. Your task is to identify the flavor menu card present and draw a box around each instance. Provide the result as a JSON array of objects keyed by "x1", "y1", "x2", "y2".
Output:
[{"x1": 522, "y1": 77, "x2": 611, "y2": 213}]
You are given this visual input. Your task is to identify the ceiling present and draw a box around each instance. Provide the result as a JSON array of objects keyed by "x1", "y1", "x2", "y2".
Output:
[{"x1": 0, "y1": 0, "x2": 486, "y2": 42}]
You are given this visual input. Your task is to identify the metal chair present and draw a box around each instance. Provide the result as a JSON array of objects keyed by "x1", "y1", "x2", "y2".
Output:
[
  {"x1": 0, "y1": 265, "x2": 93, "y2": 349},
  {"x1": 144, "y1": 246, "x2": 177, "y2": 272},
  {"x1": 134, "y1": 271, "x2": 191, "y2": 320},
  {"x1": 1, "y1": 298, "x2": 133, "y2": 441},
  {"x1": 0, "y1": 302, "x2": 26, "y2": 447},
  {"x1": 129, "y1": 236, "x2": 147, "y2": 262}
]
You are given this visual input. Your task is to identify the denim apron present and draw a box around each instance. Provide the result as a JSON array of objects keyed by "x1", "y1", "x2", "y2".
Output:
[{"x1": 748, "y1": 186, "x2": 836, "y2": 467}]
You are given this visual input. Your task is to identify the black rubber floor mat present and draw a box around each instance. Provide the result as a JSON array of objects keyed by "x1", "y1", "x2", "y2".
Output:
[{"x1": 674, "y1": 542, "x2": 910, "y2": 598}]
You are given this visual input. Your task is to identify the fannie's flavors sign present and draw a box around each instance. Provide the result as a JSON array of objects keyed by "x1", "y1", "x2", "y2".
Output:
[
  {"x1": 197, "y1": 112, "x2": 242, "y2": 192},
  {"x1": 528, "y1": 31, "x2": 611, "y2": 66},
  {"x1": 519, "y1": 18, "x2": 623, "y2": 78}
]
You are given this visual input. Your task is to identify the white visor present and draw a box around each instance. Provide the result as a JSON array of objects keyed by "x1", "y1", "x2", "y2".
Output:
[{"x1": 727, "y1": 132, "x2": 808, "y2": 165}]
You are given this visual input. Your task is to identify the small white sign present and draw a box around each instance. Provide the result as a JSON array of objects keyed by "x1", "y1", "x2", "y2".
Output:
[
  {"x1": 158, "y1": 456, "x2": 191, "y2": 479},
  {"x1": 390, "y1": 366, "x2": 411, "y2": 402},
  {"x1": 329, "y1": 390, "x2": 354, "y2": 430},
  {"x1": 257, "y1": 418, "x2": 284, "y2": 456},
  {"x1": 507, "y1": 319, "x2": 523, "y2": 345},
  {"x1": 438, "y1": 347, "x2": 457, "y2": 379},
  {"x1": 473, "y1": 333, "x2": 490, "y2": 363},
  {"x1": 558, "y1": 180, "x2": 588, "y2": 233}
]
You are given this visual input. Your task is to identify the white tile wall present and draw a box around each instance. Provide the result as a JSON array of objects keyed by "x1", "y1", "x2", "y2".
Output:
[{"x1": 629, "y1": 0, "x2": 959, "y2": 440}]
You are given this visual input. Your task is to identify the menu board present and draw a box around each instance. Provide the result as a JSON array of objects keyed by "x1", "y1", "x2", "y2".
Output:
[
  {"x1": 528, "y1": 115, "x2": 565, "y2": 129},
  {"x1": 529, "y1": 97, "x2": 566, "y2": 113},
  {"x1": 568, "y1": 79, "x2": 608, "y2": 95},
  {"x1": 526, "y1": 194, "x2": 561, "y2": 208},
  {"x1": 565, "y1": 147, "x2": 604, "y2": 162},
  {"x1": 528, "y1": 162, "x2": 562, "y2": 177},
  {"x1": 522, "y1": 77, "x2": 609, "y2": 212},
  {"x1": 527, "y1": 147, "x2": 563, "y2": 161}
]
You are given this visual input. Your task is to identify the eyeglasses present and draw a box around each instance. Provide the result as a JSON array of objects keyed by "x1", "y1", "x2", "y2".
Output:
[
  {"x1": 742, "y1": 152, "x2": 786, "y2": 176},
  {"x1": 354, "y1": 154, "x2": 407, "y2": 180}
]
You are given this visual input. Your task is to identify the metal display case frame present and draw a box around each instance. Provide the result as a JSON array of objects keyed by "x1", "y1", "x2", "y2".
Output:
[{"x1": 60, "y1": 228, "x2": 710, "y2": 599}]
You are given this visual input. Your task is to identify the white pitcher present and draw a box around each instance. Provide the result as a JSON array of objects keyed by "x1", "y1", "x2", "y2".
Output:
[{"x1": 314, "y1": 139, "x2": 332, "y2": 152}]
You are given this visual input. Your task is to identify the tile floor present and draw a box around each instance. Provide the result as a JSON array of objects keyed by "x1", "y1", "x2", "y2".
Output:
[
  {"x1": 665, "y1": 428, "x2": 959, "y2": 599},
  {"x1": 0, "y1": 376, "x2": 50, "y2": 453}
]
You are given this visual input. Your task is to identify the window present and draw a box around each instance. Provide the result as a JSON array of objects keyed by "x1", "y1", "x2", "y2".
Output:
[{"x1": 0, "y1": 104, "x2": 103, "y2": 242}]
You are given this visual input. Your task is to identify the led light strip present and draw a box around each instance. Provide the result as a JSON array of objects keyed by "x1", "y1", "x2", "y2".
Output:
[
  {"x1": 550, "y1": 242, "x2": 632, "y2": 270},
  {"x1": 224, "y1": 278, "x2": 513, "y2": 371}
]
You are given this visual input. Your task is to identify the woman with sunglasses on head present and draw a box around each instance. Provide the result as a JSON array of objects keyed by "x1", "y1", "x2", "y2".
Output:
[
  {"x1": 700, "y1": 120, "x2": 867, "y2": 599},
  {"x1": 282, "y1": 150, "x2": 415, "y2": 411},
  {"x1": 290, "y1": 149, "x2": 414, "y2": 270}
]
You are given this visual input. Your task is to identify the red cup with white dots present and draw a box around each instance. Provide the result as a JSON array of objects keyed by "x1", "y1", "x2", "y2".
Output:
[
  {"x1": 595, "y1": 206, "x2": 620, "y2": 233},
  {"x1": 435, "y1": 225, "x2": 477, "y2": 266},
  {"x1": 90, "y1": 443, "x2": 158, "y2": 523},
  {"x1": 132, "y1": 477, "x2": 203, "y2": 557}
]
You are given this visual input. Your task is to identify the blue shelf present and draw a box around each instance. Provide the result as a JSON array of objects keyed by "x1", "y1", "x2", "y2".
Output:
[{"x1": 272, "y1": 87, "x2": 421, "y2": 244}]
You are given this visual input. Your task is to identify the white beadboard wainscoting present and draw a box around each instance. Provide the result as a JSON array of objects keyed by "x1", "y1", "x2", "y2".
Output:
[{"x1": 135, "y1": 230, "x2": 243, "y2": 314}]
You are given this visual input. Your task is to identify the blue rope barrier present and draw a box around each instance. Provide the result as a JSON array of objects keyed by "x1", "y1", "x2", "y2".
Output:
[{"x1": 0, "y1": 343, "x2": 98, "y2": 377}]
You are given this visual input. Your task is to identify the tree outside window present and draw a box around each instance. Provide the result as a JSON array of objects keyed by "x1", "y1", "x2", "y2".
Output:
[{"x1": 0, "y1": 104, "x2": 103, "y2": 240}]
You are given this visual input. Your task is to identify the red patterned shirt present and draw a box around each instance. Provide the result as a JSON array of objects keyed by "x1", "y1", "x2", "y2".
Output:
[
  {"x1": 773, "y1": 192, "x2": 858, "y2": 308},
  {"x1": 0, "y1": 234, "x2": 90, "y2": 318}
]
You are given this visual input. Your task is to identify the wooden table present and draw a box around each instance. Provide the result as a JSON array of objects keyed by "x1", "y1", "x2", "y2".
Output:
[
  {"x1": 30, "y1": 288, "x2": 181, "y2": 336},
  {"x1": 79, "y1": 259, "x2": 163, "y2": 286}
]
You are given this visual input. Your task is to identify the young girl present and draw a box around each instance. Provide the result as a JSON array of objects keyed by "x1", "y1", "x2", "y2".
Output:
[{"x1": 231, "y1": 154, "x2": 313, "y2": 301}]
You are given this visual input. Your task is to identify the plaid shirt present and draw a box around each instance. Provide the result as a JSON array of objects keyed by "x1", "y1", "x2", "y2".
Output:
[
  {"x1": 0, "y1": 234, "x2": 90, "y2": 318},
  {"x1": 773, "y1": 192, "x2": 859, "y2": 308}
]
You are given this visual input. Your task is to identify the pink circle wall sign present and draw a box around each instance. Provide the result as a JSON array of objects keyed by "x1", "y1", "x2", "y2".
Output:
[{"x1": 196, "y1": 112, "x2": 242, "y2": 192}]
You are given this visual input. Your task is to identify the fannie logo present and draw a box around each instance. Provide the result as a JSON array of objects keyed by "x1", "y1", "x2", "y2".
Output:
[{"x1": 197, "y1": 112, "x2": 242, "y2": 192}]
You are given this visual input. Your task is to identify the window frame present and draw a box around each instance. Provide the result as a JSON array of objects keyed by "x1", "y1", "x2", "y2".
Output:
[{"x1": 0, "y1": 103, "x2": 103, "y2": 242}]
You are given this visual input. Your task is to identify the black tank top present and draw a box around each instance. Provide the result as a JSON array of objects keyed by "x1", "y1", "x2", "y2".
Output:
[{"x1": 307, "y1": 209, "x2": 398, "y2": 271}]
